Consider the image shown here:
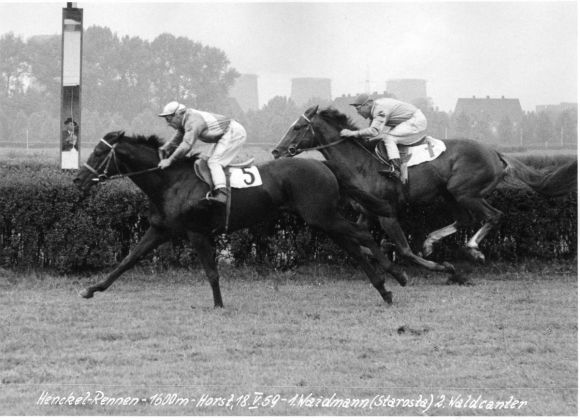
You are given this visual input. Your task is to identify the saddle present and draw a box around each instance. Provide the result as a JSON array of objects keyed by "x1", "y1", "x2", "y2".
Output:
[
  {"x1": 374, "y1": 136, "x2": 447, "y2": 183},
  {"x1": 193, "y1": 157, "x2": 255, "y2": 234},
  {"x1": 194, "y1": 157, "x2": 255, "y2": 190},
  {"x1": 374, "y1": 138, "x2": 423, "y2": 183}
]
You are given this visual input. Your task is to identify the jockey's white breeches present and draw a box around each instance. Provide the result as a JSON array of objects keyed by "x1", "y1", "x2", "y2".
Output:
[
  {"x1": 207, "y1": 120, "x2": 247, "y2": 189},
  {"x1": 383, "y1": 109, "x2": 427, "y2": 159}
]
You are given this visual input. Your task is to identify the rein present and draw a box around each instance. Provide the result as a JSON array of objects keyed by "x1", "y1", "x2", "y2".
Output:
[
  {"x1": 292, "y1": 113, "x2": 381, "y2": 162},
  {"x1": 84, "y1": 138, "x2": 160, "y2": 182}
]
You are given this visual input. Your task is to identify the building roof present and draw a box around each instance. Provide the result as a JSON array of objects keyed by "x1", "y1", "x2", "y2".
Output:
[{"x1": 454, "y1": 96, "x2": 523, "y2": 122}]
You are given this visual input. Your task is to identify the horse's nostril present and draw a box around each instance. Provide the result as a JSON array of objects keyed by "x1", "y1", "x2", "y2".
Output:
[{"x1": 271, "y1": 149, "x2": 280, "y2": 159}]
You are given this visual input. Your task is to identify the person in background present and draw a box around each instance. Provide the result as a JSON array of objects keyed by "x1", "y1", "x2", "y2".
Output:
[
  {"x1": 62, "y1": 117, "x2": 78, "y2": 151},
  {"x1": 341, "y1": 93, "x2": 427, "y2": 181},
  {"x1": 157, "y1": 101, "x2": 247, "y2": 204}
]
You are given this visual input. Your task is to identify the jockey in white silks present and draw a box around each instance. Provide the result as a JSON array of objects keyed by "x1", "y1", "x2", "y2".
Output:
[
  {"x1": 158, "y1": 101, "x2": 247, "y2": 204},
  {"x1": 340, "y1": 93, "x2": 427, "y2": 182}
]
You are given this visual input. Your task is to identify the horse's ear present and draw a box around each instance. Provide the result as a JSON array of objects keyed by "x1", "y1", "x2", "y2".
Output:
[
  {"x1": 305, "y1": 105, "x2": 319, "y2": 117},
  {"x1": 117, "y1": 130, "x2": 125, "y2": 139}
]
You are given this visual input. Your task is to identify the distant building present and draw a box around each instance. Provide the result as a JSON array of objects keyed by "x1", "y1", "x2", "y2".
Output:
[
  {"x1": 229, "y1": 74, "x2": 259, "y2": 112},
  {"x1": 386, "y1": 79, "x2": 427, "y2": 103},
  {"x1": 291, "y1": 77, "x2": 331, "y2": 107},
  {"x1": 454, "y1": 96, "x2": 523, "y2": 125},
  {"x1": 536, "y1": 102, "x2": 578, "y2": 123}
]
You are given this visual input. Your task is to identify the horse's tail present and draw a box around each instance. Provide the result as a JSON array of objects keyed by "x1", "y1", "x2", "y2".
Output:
[
  {"x1": 500, "y1": 154, "x2": 577, "y2": 197},
  {"x1": 322, "y1": 160, "x2": 395, "y2": 216}
]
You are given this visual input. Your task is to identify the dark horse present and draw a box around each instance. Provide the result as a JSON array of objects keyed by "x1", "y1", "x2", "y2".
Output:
[
  {"x1": 272, "y1": 105, "x2": 576, "y2": 267},
  {"x1": 73, "y1": 131, "x2": 410, "y2": 307}
]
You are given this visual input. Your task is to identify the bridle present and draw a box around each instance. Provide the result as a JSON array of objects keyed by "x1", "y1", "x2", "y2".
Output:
[
  {"x1": 286, "y1": 113, "x2": 377, "y2": 161},
  {"x1": 83, "y1": 138, "x2": 160, "y2": 183},
  {"x1": 286, "y1": 113, "x2": 347, "y2": 156}
]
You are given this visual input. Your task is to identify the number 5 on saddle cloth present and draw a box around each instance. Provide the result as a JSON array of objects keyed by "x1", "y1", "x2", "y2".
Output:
[{"x1": 194, "y1": 157, "x2": 262, "y2": 231}]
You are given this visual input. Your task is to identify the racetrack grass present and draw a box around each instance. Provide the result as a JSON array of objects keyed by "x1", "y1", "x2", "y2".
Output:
[{"x1": 0, "y1": 262, "x2": 577, "y2": 415}]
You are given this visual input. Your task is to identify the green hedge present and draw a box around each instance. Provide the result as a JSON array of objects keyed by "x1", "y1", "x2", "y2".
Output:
[{"x1": 0, "y1": 158, "x2": 576, "y2": 274}]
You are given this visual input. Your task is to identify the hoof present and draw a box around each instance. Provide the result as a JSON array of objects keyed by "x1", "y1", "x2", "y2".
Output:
[
  {"x1": 360, "y1": 246, "x2": 373, "y2": 257},
  {"x1": 442, "y1": 261, "x2": 456, "y2": 274},
  {"x1": 393, "y1": 271, "x2": 408, "y2": 287},
  {"x1": 79, "y1": 288, "x2": 94, "y2": 299},
  {"x1": 383, "y1": 291, "x2": 393, "y2": 305},
  {"x1": 422, "y1": 243, "x2": 433, "y2": 257},
  {"x1": 446, "y1": 273, "x2": 473, "y2": 286},
  {"x1": 466, "y1": 247, "x2": 486, "y2": 264}
]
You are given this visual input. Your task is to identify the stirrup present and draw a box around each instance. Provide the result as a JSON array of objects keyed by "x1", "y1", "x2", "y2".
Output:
[{"x1": 204, "y1": 189, "x2": 227, "y2": 204}]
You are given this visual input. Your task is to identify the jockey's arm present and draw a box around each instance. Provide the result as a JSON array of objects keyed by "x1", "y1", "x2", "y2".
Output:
[
  {"x1": 160, "y1": 130, "x2": 184, "y2": 156},
  {"x1": 167, "y1": 117, "x2": 204, "y2": 163},
  {"x1": 342, "y1": 108, "x2": 390, "y2": 139},
  {"x1": 356, "y1": 109, "x2": 389, "y2": 138}
]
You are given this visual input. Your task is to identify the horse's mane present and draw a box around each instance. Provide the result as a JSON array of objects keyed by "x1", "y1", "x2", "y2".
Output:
[
  {"x1": 317, "y1": 107, "x2": 376, "y2": 151},
  {"x1": 122, "y1": 133, "x2": 202, "y2": 163},
  {"x1": 318, "y1": 107, "x2": 361, "y2": 131},
  {"x1": 126, "y1": 134, "x2": 164, "y2": 150}
]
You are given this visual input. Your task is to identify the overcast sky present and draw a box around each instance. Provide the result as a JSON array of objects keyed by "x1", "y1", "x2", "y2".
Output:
[{"x1": 0, "y1": 1, "x2": 577, "y2": 111}]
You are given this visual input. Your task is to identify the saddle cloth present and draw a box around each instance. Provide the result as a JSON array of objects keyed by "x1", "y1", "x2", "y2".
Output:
[
  {"x1": 194, "y1": 158, "x2": 263, "y2": 190},
  {"x1": 375, "y1": 136, "x2": 446, "y2": 167}
]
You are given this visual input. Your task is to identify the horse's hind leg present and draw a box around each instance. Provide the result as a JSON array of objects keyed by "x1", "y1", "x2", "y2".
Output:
[
  {"x1": 80, "y1": 226, "x2": 169, "y2": 299},
  {"x1": 422, "y1": 222, "x2": 458, "y2": 257},
  {"x1": 188, "y1": 232, "x2": 224, "y2": 308},
  {"x1": 378, "y1": 216, "x2": 456, "y2": 273},
  {"x1": 456, "y1": 197, "x2": 503, "y2": 263}
]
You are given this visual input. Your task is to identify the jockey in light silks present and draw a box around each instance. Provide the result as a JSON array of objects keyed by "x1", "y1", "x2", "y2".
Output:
[
  {"x1": 340, "y1": 93, "x2": 427, "y2": 182},
  {"x1": 158, "y1": 101, "x2": 247, "y2": 204}
]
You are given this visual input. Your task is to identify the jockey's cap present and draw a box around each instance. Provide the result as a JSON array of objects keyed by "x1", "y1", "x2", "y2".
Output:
[
  {"x1": 350, "y1": 93, "x2": 371, "y2": 106},
  {"x1": 158, "y1": 101, "x2": 186, "y2": 117}
]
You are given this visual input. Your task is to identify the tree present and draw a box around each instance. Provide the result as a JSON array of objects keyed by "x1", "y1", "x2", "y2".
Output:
[
  {"x1": 0, "y1": 33, "x2": 28, "y2": 139},
  {"x1": 0, "y1": 33, "x2": 28, "y2": 98},
  {"x1": 497, "y1": 116, "x2": 515, "y2": 145},
  {"x1": 245, "y1": 96, "x2": 299, "y2": 144},
  {"x1": 451, "y1": 112, "x2": 472, "y2": 138},
  {"x1": 149, "y1": 33, "x2": 239, "y2": 112},
  {"x1": 472, "y1": 117, "x2": 493, "y2": 143},
  {"x1": 535, "y1": 112, "x2": 554, "y2": 145},
  {"x1": 556, "y1": 110, "x2": 577, "y2": 146}
]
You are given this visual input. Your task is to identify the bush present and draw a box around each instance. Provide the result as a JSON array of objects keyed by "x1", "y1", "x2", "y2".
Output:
[{"x1": 0, "y1": 160, "x2": 576, "y2": 274}]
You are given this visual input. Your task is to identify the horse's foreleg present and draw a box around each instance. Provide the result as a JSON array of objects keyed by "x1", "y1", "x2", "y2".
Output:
[
  {"x1": 328, "y1": 232, "x2": 394, "y2": 305},
  {"x1": 378, "y1": 216, "x2": 455, "y2": 273},
  {"x1": 80, "y1": 226, "x2": 169, "y2": 299},
  {"x1": 355, "y1": 213, "x2": 373, "y2": 256},
  {"x1": 422, "y1": 222, "x2": 458, "y2": 257},
  {"x1": 188, "y1": 232, "x2": 223, "y2": 308}
]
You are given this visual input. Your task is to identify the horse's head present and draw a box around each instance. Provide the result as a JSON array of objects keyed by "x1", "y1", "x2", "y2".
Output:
[
  {"x1": 272, "y1": 105, "x2": 320, "y2": 159},
  {"x1": 272, "y1": 105, "x2": 355, "y2": 159},
  {"x1": 73, "y1": 130, "x2": 161, "y2": 191}
]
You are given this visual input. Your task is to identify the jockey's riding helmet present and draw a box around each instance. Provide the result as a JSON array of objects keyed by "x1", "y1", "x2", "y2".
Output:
[
  {"x1": 158, "y1": 101, "x2": 186, "y2": 117},
  {"x1": 350, "y1": 93, "x2": 372, "y2": 106}
]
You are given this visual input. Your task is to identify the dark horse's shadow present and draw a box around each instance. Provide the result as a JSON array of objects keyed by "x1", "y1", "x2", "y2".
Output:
[{"x1": 74, "y1": 131, "x2": 411, "y2": 307}]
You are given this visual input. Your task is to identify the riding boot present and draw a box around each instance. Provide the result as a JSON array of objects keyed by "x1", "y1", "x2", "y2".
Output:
[
  {"x1": 378, "y1": 158, "x2": 402, "y2": 181},
  {"x1": 204, "y1": 187, "x2": 228, "y2": 204}
]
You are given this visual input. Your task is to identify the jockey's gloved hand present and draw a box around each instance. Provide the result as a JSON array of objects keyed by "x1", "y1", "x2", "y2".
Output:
[
  {"x1": 340, "y1": 129, "x2": 358, "y2": 138},
  {"x1": 158, "y1": 158, "x2": 172, "y2": 170}
]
